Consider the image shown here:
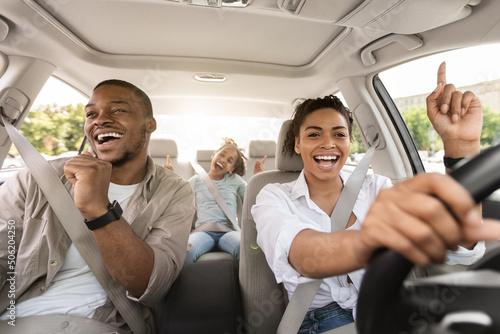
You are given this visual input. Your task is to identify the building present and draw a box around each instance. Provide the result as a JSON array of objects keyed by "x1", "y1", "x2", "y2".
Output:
[{"x1": 394, "y1": 78, "x2": 500, "y2": 112}]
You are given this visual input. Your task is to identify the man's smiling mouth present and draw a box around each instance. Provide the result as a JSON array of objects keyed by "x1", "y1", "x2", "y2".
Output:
[{"x1": 96, "y1": 132, "x2": 123, "y2": 144}]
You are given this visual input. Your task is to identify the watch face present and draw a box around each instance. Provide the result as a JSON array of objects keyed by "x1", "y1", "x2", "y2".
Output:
[{"x1": 111, "y1": 200, "x2": 123, "y2": 218}]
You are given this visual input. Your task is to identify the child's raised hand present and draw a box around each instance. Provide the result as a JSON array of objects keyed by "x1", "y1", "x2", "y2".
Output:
[
  {"x1": 254, "y1": 155, "x2": 267, "y2": 175},
  {"x1": 163, "y1": 154, "x2": 174, "y2": 172}
]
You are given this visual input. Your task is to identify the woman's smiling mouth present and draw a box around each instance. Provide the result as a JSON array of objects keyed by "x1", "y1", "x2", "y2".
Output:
[{"x1": 314, "y1": 155, "x2": 339, "y2": 167}]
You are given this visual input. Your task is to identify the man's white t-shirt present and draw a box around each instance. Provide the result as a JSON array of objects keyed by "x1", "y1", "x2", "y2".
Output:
[{"x1": 0, "y1": 182, "x2": 138, "y2": 320}]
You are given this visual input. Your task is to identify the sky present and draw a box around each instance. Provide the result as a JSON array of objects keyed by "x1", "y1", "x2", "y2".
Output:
[
  {"x1": 32, "y1": 44, "x2": 500, "y2": 106},
  {"x1": 380, "y1": 43, "x2": 500, "y2": 97},
  {"x1": 33, "y1": 78, "x2": 88, "y2": 106}
]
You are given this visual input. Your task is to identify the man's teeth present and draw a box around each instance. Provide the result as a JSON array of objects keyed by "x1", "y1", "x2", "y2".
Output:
[{"x1": 97, "y1": 132, "x2": 123, "y2": 141}]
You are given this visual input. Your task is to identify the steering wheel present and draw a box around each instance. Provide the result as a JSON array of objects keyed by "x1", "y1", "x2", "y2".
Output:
[{"x1": 356, "y1": 144, "x2": 500, "y2": 334}]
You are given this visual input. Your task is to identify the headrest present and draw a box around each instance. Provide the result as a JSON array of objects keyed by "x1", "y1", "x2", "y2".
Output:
[
  {"x1": 196, "y1": 149, "x2": 214, "y2": 162},
  {"x1": 276, "y1": 120, "x2": 303, "y2": 172},
  {"x1": 149, "y1": 138, "x2": 179, "y2": 158},
  {"x1": 248, "y1": 140, "x2": 276, "y2": 158}
]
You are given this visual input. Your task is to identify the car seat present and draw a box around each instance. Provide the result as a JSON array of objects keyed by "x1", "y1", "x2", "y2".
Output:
[
  {"x1": 245, "y1": 140, "x2": 277, "y2": 182},
  {"x1": 155, "y1": 260, "x2": 243, "y2": 334},
  {"x1": 239, "y1": 120, "x2": 303, "y2": 334},
  {"x1": 149, "y1": 138, "x2": 194, "y2": 180},
  {"x1": 195, "y1": 149, "x2": 214, "y2": 173}
]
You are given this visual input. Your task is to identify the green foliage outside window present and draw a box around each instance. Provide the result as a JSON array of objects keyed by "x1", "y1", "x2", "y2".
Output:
[
  {"x1": 349, "y1": 123, "x2": 365, "y2": 154},
  {"x1": 401, "y1": 106, "x2": 500, "y2": 153},
  {"x1": 481, "y1": 106, "x2": 500, "y2": 148},
  {"x1": 9, "y1": 103, "x2": 85, "y2": 156}
]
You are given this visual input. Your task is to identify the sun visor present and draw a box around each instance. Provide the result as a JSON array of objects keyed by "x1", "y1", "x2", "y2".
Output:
[{"x1": 278, "y1": 0, "x2": 481, "y2": 34}]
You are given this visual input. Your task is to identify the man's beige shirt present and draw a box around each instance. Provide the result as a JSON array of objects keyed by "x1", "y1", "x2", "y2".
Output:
[{"x1": 0, "y1": 156, "x2": 195, "y2": 332}]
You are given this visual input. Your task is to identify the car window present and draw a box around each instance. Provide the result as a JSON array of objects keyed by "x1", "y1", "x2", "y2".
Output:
[
  {"x1": 152, "y1": 115, "x2": 285, "y2": 161},
  {"x1": 379, "y1": 43, "x2": 500, "y2": 174},
  {"x1": 1, "y1": 77, "x2": 88, "y2": 174},
  {"x1": 378, "y1": 44, "x2": 500, "y2": 204}
]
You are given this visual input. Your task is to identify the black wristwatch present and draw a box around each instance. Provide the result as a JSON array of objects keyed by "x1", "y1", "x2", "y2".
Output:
[
  {"x1": 443, "y1": 156, "x2": 465, "y2": 169},
  {"x1": 84, "y1": 200, "x2": 123, "y2": 231}
]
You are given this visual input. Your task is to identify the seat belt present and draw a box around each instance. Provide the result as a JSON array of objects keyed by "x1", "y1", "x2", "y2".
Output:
[
  {"x1": 2, "y1": 115, "x2": 148, "y2": 334},
  {"x1": 190, "y1": 161, "x2": 241, "y2": 232},
  {"x1": 277, "y1": 141, "x2": 377, "y2": 334}
]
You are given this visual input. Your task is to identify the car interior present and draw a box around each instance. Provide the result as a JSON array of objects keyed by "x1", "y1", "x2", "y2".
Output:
[{"x1": 1, "y1": 0, "x2": 500, "y2": 333}]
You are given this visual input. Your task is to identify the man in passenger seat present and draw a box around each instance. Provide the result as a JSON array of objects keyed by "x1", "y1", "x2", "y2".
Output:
[{"x1": 0, "y1": 80, "x2": 195, "y2": 333}]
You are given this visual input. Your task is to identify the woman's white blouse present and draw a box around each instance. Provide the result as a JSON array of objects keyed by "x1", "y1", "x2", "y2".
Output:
[{"x1": 251, "y1": 170, "x2": 485, "y2": 315}]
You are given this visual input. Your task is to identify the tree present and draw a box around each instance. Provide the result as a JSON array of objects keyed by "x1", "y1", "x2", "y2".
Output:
[
  {"x1": 349, "y1": 123, "x2": 365, "y2": 154},
  {"x1": 401, "y1": 107, "x2": 443, "y2": 154},
  {"x1": 481, "y1": 106, "x2": 500, "y2": 149},
  {"x1": 401, "y1": 106, "x2": 500, "y2": 153},
  {"x1": 16, "y1": 103, "x2": 86, "y2": 156}
]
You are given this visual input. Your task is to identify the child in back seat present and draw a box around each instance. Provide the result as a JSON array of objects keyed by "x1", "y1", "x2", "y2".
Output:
[{"x1": 164, "y1": 137, "x2": 266, "y2": 263}]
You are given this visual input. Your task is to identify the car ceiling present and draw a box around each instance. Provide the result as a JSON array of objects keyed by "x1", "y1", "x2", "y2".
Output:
[{"x1": 1, "y1": 0, "x2": 500, "y2": 118}]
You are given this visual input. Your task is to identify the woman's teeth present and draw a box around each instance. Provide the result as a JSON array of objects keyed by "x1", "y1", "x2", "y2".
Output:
[
  {"x1": 314, "y1": 156, "x2": 338, "y2": 165},
  {"x1": 315, "y1": 156, "x2": 337, "y2": 161}
]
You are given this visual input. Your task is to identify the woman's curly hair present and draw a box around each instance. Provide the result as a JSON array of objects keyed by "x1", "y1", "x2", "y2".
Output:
[
  {"x1": 215, "y1": 137, "x2": 247, "y2": 176},
  {"x1": 283, "y1": 95, "x2": 353, "y2": 156}
]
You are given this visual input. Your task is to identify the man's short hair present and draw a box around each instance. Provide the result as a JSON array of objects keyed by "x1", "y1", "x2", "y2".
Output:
[{"x1": 94, "y1": 79, "x2": 153, "y2": 118}]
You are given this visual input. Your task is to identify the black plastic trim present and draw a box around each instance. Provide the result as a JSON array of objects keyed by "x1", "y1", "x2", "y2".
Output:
[{"x1": 372, "y1": 75, "x2": 425, "y2": 175}]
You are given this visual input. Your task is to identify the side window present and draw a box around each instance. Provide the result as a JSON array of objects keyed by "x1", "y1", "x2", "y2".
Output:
[
  {"x1": 378, "y1": 44, "x2": 500, "y2": 217},
  {"x1": 379, "y1": 44, "x2": 500, "y2": 174},
  {"x1": 2, "y1": 77, "x2": 88, "y2": 171}
]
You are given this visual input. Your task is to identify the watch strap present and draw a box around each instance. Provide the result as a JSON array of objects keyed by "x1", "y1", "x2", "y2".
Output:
[
  {"x1": 443, "y1": 156, "x2": 465, "y2": 169},
  {"x1": 84, "y1": 200, "x2": 123, "y2": 231}
]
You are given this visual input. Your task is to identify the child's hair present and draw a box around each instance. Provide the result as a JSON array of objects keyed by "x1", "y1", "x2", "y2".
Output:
[
  {"x1": 215, "y1": 137, "x2": 247, "y2": 176},
  {"x1": 283, "y1": 95, "x2": 353, "y2": 156}
]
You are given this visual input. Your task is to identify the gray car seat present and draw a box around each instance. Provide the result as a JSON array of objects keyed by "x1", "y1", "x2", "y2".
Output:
[
  {"x1": 149, "y1": 138, "x2": 194, "y2": 180},
  {"x1": 155, "y1": 260, "x2": 242, "y2": 334},
  {"x1": 195, "y1": 149, "x2": 214, "y2": 173},
  {"x1": 245, "y1": 139, "x2": 277, "y2": 182},
  {"x1": 239, "y1": 120, "x2": 303, "y2": 334}
]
